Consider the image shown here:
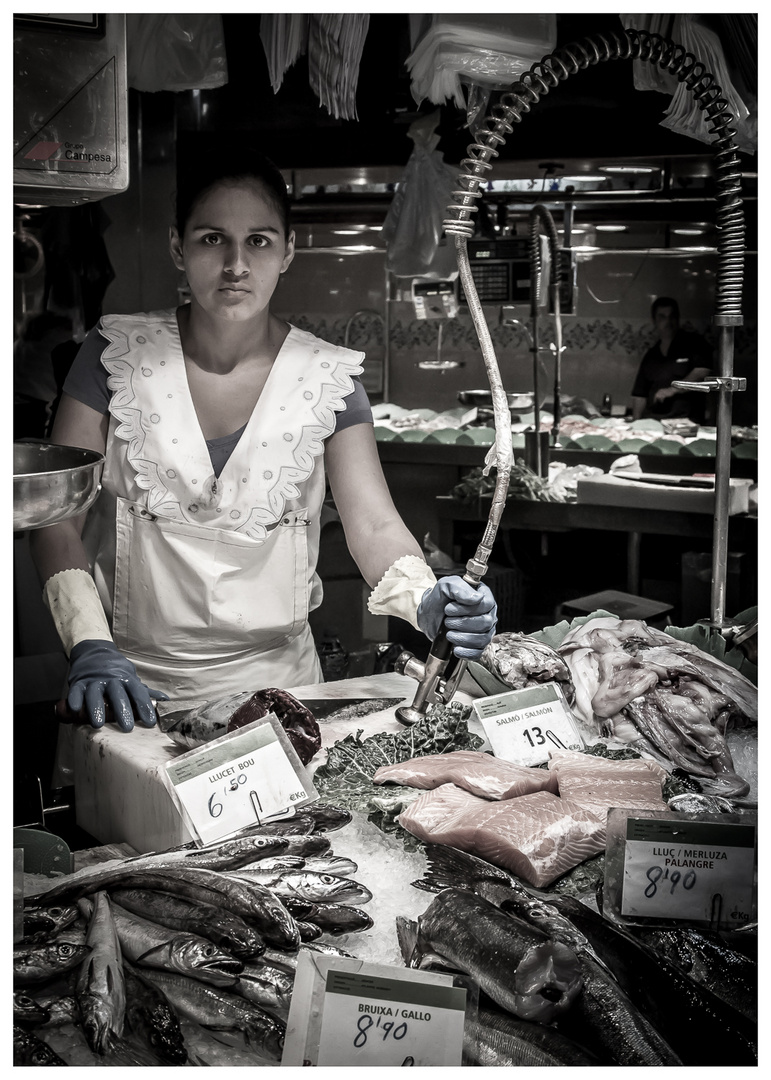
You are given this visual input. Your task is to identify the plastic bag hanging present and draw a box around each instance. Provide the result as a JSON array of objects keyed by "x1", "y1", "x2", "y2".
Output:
[
  {"x1": 381, "y1": 110, "x2": 459, "y2": 281},
  {"x1": 126, "y1": 14, "x2": 228, "y2": 92}
]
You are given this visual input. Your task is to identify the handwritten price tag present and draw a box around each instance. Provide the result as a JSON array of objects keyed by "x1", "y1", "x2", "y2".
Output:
[
  {"x1": 472, "y1": 683, "x2": 583, "y2": 766},
  {"x1": 316, "y1": 968, "x2": 465, "y2": 1067},
  {"x1": 164, "y1": 714, "x2": 315, "y2": 846},
  {"x1": 620, "y1": 816, "x2": 756, "y2": 927}
]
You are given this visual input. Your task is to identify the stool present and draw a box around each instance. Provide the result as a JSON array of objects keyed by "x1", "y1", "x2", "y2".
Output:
[{"x1": 558, "y1": 589, "x2": 673, "y2": 626}]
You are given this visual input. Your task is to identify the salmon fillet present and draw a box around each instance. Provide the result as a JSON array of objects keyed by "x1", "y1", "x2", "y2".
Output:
[
  {"x1": 398, "y1": 785, "x2": 606, "y2": 887},
  {"x1": 373, "y1": 750, "x2": 559, "y2": 800},
  {"x1": 547, "y1": 750, "x2": 669, "y2": 816}
]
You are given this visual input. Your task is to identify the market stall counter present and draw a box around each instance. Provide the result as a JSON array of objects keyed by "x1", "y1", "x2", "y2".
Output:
[
  {"x1": 69, "y1": 671, "x2": 420, "y2": 854},
  {"x1": 18, "y1": 614, "x2": 758, "y2": 1067}
]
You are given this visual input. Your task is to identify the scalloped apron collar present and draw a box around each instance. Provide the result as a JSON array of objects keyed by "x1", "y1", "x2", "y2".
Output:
[{"x1": 99, "y1": 310, "x2": 364, "y2": 539}]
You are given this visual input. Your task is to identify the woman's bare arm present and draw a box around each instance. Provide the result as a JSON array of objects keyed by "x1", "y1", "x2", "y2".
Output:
[
  {"x1": 324, "y1": 423, "x2": 424, "y2": 588},
  {"x1": 28, "y1": 394, "x2": 109, "y2": 584}
]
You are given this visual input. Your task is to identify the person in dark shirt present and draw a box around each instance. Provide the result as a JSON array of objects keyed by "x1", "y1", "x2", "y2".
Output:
[{"x1": 630, "y1": 297, "x2": 713, "y2": 422}]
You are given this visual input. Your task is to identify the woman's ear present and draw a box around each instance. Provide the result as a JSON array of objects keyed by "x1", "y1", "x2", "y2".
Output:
[
  {"x1": 280, "y1": 230, "x2": 296, "y2": 275},
  {"x1": 169, "y1": 226, "x2": 185, "y2": 271}
]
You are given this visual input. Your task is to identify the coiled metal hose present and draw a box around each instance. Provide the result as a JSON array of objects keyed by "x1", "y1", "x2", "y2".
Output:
[{"x1": 446, "y1": 27, "x2": 745, "y2": 624}]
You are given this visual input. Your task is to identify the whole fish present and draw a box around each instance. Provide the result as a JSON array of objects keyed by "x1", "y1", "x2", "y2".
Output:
[
  {"x1": 110, "y1": 887, "x2": 266, "y2": 960},
  {"x1": 227, "y1": 869, "x2": 372, "y2": 906},
  {"x1": 404, "y1": 889, "x2": 583, "y2": 1024},
  {"x1": 75, "y1": 891, "x2": 126, "y2": 1054},
  {"x1": 107, "y1": 900, "x2": 244, "y2": 986},
  {"x1": 244, "y1": 853, "x2": 358, "y2": 877},
  {"x1": 28, "y1": 865, "x2": 300, "y2": 951},
  {"x1": 282, "y1": 898, "x2": 374, "y2": 935},
  {"x1": 549, "y1": 895, "x2": 756, "y2": 1066},
  {"x1": 415, "y1": 845, "x2": 686, "y2": 1066},
  {"x1": 123, "y1": 960, "x2": 188, "y2": 1065},
  {"x1": 628, "y1": 924, "x2": 758, "y2": 1025},
  {"x1": 234, "y1": 959, "x2": 295, "y2": 1015},
  {"x1": 13, "y1": 1025, "x2": 69, "y2": 1066},
  {"x1": 13, "y1": 991, "x2": 50, "y2": 1027},
  {"x1": 14, "y1": 938, "x2": 91, "y2": 987},
  {"x1": 464, "y1": 1005, "x2": 598, "y2": 1066},
  {"x1": 23, "y1": 903, "x2": 80, "y2": 940},
  {"x1": 141, "y1": 968, "x2": 286, "y2": 1061},
  {"x1": 260, "y1": 940, "x2": 355, "y2": 973}
]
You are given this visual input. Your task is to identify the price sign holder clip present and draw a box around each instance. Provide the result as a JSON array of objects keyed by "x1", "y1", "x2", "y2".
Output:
[
  {"x1": 603, "y1": 807, "x2": 757, "y2": 932},
  {"x1": 162, "y1": 712, "x2": 317, "y2": 848}
]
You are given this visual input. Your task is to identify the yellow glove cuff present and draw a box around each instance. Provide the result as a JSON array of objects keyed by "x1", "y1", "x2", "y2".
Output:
[
  {"x1": 42, "y1": 568, "x2": 113, "y2": 657},
  {"x1": 367, "y1": 555, "x2": 437, "y2": 631}
]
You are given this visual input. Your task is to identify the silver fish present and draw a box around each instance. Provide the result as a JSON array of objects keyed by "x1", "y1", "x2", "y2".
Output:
[
  {"x1": 227, "y1": 869, "x2": 372, "y2": 906},
  {"x1": 141, "y1": 968, "x2": 286, "y2": 1060},
  {"x1": 13, "y1": 991, "x2": 50, "y2": 1027},
  {"x1": 108, "y1": 900, "x2": 243, "y2": 986},
  {"x1": 234, "y1": 959, "x2": 294, "y2": 1015},
  {"x1": 465, "y1": 1006, "x2": 598, "y2": 1066},
  {"x1": 75, "y1": 891, "x2": 126, "y2": 1054},
  {"x1": 13, "y1": 1025, "x2": 69, "y2": 1066},
  {"x1": 110, "y1": 886, "x2": 266, "y2": 960},
  {"x1": 14, "y1": 939, "x2": 91, "y2": 987},
  {"x1": 29, "y1": 865, "x2": 300, "y2": 951}
]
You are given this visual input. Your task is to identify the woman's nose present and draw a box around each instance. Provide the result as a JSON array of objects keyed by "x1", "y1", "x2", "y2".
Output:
[{"x1": 225, "y1": 244, "x2": 249, "y2": 276}]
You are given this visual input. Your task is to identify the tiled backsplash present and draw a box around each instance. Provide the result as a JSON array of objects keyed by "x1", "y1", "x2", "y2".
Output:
[{"x1": 268, "y1": 246, "x2": 758, "y2": 420}]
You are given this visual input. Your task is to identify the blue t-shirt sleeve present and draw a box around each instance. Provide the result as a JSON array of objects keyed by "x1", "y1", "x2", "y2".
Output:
[
  {"x1": 335, "y1": 376, "x2": 373, "y2": 432},
  {"x1": 62, "y1": 324, "x2": 112, "y2": 414}
]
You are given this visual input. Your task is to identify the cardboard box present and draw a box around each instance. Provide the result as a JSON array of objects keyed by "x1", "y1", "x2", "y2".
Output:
[{"x1": 576, "y1": 474, "x2": 753, "y2": 515}]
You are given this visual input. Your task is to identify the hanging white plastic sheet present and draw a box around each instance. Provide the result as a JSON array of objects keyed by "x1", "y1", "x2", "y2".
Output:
[
  {"x1": 406, "y1": 14, "x2": 557, "y2": 109},
  {"x1": 259, "y1": 13, "x2": 309, "y2": 94},
  {"x1": 126, "y1": 14, "x2": 228, "y2": 92}
]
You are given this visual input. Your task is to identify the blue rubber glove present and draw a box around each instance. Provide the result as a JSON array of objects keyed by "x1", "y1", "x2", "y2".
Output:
[
  {"x1": 416, "y1": 576, "x2": 498, "y2": 660},
  {"x1": 66, "y1": 640, "x2": 168, "y2": 732}
]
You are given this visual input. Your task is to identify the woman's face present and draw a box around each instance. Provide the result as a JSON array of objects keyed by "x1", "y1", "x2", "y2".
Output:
[{"x1": 170, "y1": 179, "x2": 295, "y2": 323}]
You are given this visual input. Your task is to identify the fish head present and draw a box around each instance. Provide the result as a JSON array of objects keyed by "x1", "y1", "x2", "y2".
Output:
[
  {"x1": 79, "y1": 991, "x2": 119, "y2": 1054},
  {"x1": 13, "y1": 992, "x2": 50, "y2": 1026},
  {"x1": 173, "y1": 939, "x2": 243, "y2": 985}
]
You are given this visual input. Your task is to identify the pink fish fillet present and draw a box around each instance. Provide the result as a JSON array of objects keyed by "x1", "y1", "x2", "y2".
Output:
[
  {"x1": 398, "y1": 785, "x2": 606, "y2": 888},
  {"x1": 373, "y1": 750, "x2": 559, "y2": 800},
  {"x1": 547, "y1": 749, "x2": 669, "y2": 817}
]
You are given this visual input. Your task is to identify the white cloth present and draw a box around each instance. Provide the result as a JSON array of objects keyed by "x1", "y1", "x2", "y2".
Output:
[
  {"x1": 42, "y1": 568, "x2": 113, "y2": 656},
  {"x1": 81, "y1": 310, "x2": 365, "y2": 699},
  {"x1": 367, "y1": 554, "x2": 437, "y2": 631}
]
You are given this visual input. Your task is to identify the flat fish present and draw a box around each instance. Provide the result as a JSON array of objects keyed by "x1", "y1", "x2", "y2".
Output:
[
  {"x1": 373, "y1": 750, "x2": 559, "y2": 800},
  {"x1": 547, "y1": 749, "x2": 669, "y2": 815},
  {"x1": 398, "y1": 784, "x2": 606, "y2": 887}
]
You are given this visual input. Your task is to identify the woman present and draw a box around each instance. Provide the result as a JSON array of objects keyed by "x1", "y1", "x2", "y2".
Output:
[{"x1": 30, "y1": 149, "x2": 497, "y2": 732}]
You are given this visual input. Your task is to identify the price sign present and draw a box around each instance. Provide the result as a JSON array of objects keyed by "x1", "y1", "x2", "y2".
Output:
[
  {"x1": 316, "y1": 968, "x2": 465, "y2": 1067},
  {"x1": 164, "y1": 714, "x2": 315, "y2": 846},
  {"x1": 472, "y1": 683, "x2": 583, "y2": 766},
  {"x1": 620, "y1": 816, "x2": 756, "y2": 927}
]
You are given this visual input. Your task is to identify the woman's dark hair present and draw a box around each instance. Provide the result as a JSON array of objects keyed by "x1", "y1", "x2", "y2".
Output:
[
  {"x1": 651, "y1": 296, "x2": 679, "y2": 320},
  {"x1": 174, "y1": 147, "x2": 291, "y2": 237}
]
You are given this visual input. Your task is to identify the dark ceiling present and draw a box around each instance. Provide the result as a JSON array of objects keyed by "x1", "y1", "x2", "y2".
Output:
[{"x1": 188, "y1": 13, "x2": 757, "y2": 171}]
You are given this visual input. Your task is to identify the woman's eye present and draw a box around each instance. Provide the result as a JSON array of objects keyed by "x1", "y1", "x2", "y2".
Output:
[
  {"x1": 202, "y1": 234, "x2": 222, "y2": 246},
  {"x1": 249, "y1": 235, "x2": 269, "y2": 247}
]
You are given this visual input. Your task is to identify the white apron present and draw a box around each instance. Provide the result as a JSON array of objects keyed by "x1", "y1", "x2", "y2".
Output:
[{"x1": 81, "y1": 310, "x2": 365, "y2": 700}]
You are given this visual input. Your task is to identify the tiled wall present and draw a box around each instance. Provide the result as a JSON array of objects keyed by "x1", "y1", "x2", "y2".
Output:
[{"x1": 275, "y1": 248, "x2": 758, "y2": 421}]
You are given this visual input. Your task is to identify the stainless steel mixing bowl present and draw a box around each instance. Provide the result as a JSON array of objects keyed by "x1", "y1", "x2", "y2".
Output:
[{"x1": 14, "y1": 441, "x2": 105, "y2": 531}]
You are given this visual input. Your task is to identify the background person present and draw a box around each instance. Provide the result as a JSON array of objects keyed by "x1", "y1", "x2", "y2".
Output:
[{"x1": 630, "y1": 296, "x2": 713, "y2": 422}]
